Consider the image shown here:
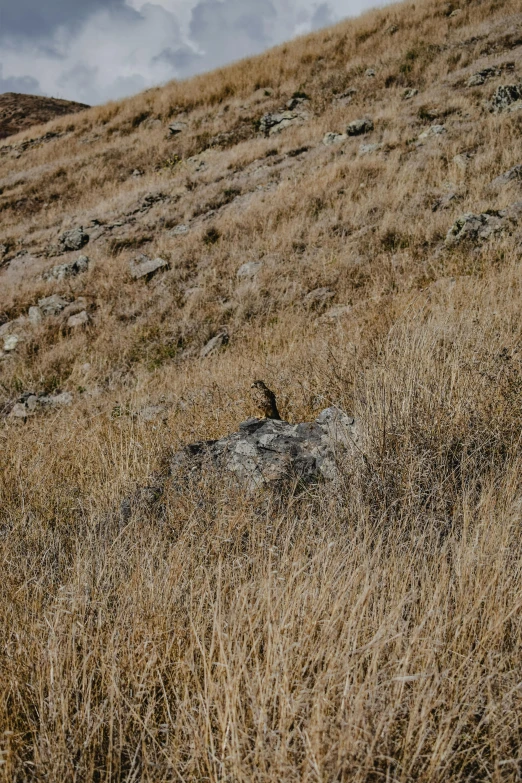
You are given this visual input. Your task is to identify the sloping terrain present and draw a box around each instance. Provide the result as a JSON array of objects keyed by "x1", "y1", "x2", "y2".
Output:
[
  {"x1": 0, "y1": 92, "x2": 89, "y2": 140},
  {"x1": 2, "y1": 0, "x2": 522, "y2": 779}
]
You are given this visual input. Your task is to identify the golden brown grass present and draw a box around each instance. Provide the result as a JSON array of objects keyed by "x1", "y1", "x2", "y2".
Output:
[{"x1": 2, "y1": 0, "x2": 522, "y2": 779}]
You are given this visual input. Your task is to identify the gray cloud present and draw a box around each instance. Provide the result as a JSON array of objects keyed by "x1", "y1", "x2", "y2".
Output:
[{"x1": 0, "y1": 0, "x2": 390, "y2": 105}]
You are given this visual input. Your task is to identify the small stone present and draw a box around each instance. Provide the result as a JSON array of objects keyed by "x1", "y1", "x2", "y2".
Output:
[
  {"x1": 490, "y1": 84, "x2": 522, "y2": 113},
  {"x1": 3, "y1": 334, "x2": 19, "y2": 352},
  {"x1": 170, "y1": 224, "x2": 189, "y2": 236},
  {"x1": 365, "y1": 68, "x2": 376, "y2": 78},
  {"x1": 132, "y1": 169, "x2": 143, "y2": 177},
  {"x1": 359, "y1": 143, "x2": 382, "y2": 156},
  {"x1": 9, "y1": 403, "x2": 29, "y2": 419},
  {"x1": 38, "y1": 294, "x2": 69, "y2": 316},
  {"x1": 323, "y1": 132, "x2": 346, "y2": 146},
  {"x1": 490, "y1": 164, "x2": 522, "y2": 189},
  {"x1": 28, "y1": 306, "x2": 43, "y2": 325},
  {"x1": 236, "y1": 261, "x2": 262, "y2": 279},
  {"x1": 319, "y1": 305, "x2": 352, "y2": 322},
  {"x1": 59, "y1": 227, "x2": 89, "y2": 252},
  {"x1": 453, "y1": 152, "x2": 472, "y2": 171},
  {"x1": 67, "y1": 311, "x2": 90, "y2": 328},
  {"x1": 129, "y1": 254, "x2": 169, "y2": 281},
  {"x1": 305, "y1": 287, "x2": 335, "y2": 304},
  {"x1": 403, "y1": 88, "x2": 419, "y2": 100},
  {"x1": 418, "y1": 124, "x2": 446, "y2": 140},
  {"x1": 200, "y1": 330, "x2": 229, "y2": 359},
  {"x1": 346, "y1": 117, "x2": 374, "y2": 136},
  {"x1": 26, "y1": 395, "x2": 38, "y2": 412},
  {"x1": 138, "y1": 405, "x2": 167, "y2": 422}
]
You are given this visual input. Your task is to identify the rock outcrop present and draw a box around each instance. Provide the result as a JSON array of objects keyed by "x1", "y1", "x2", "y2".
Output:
[
  {"x1": 445, "y1": 201, "x2": 522, "y2": 246},
  {"x1": 171, "y1": 407, "x2": 360, "y2": 491}
]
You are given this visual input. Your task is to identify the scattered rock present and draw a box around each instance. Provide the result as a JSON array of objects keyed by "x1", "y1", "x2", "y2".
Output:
[
  {"x1": 445, "y1": 202, "x2": 522, "y2": 246},
  {"x1": 7, "y1": 390, "x2": 72, "y2": 419},
  {"x1": 346, "y1": 117, "x2": 374, "y2": 136},
  {"x1": 237, "y1": 261, "x2": 262, "y2": 279},
  {"x1": 67, "y1": 311, "x2": 90, "y2": 328},
  {"x1": 171, "y1": 407, "x2": 360, "y2": 491},
  {"x1": 304, "y1": 287, "x2": 335, "y2": 305},
  {"x1": 418, "y1": 124, "x2": 446, "y2": 140},
  {"x1": 323, "y1": 132, "x2": 346, "y2": 146},
  {"x1": 38, "y1": 294, "x2": 69, "y2": 315},
  {"x1": 490, "y1": 164, "x2": 522, "y2": 189},
  {"x1": 365, "y1": 69, "x2": 376, "y2": 78},
  {"x1": 59, "y1": 227, "x2": 89, "y2": 252},
  {"x1": 129, "y1": 254, "x2": 169, "y2": 281},
  {"x1": 169, "y1": 121, "x2": 187, "y2": 136},
  {"x1": 359, "y1": 143, "x2": 382, "y2": 156},
  {"x1": 3, "y1": 334, "x2": 19, "y2": 352},
  {"x1": 403, "y1": 88, "x2": 419, "y2": 100},
  {"x1": 43, "y1": 255, "x2": 89, "y2": 281},
  {"x1": 453, "y1": 152, "x2": 473, "y2": 171},
  {"x1": 28, "y1": 306, "x2": 43, "y2": 325},
  {"x1": 467, "y1": 67, "x2": 501, "y2": 87},
  {"x1": 259, "y1": 112, "x2": 302, "y2": 136},
  {"x1": 200, "y1": 330, "x2": 229, "y2": 359},
  {"x1": 38, "y1": 294, "x2": 69, "y2": 316},
  {"x1": 489, "y1": 84, "x2": 522, "y2": 112},
  {"x1": 319, "y1": 305, "x2": 352, "y2": 323},
  {"x1": 170, "y1": 224, "x2": 189, "y2": 236}
]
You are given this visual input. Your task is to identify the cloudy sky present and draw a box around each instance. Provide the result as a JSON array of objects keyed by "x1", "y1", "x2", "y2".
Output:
[{"x1": 0, "y1": 0, "x2": 390, "y2": 105}]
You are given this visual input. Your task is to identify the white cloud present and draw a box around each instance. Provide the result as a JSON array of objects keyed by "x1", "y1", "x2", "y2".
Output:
[{"x1": 0, "y1": 0, "x2": 391, "y2": 105}]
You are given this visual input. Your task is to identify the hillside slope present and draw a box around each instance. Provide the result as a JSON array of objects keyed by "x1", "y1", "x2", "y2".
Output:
[
  {"x1": 2, "y1": 0, "x2": 522, "y2": 779},
  {"x1": 0, "y1": 92, "x2": 89, "y2": 140}
]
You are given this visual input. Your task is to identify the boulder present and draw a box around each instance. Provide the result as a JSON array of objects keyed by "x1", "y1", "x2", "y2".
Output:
[
  {"x1": 59, "y1": 227, "x2": 89, "y2": 252},
  {"x1": 129, "y1": 254, "x2": 169, "y2": 281},
  {"x1": 43, "y1": 255, "x2": 89, "y2": 281},
  {"x1": 38, "y1": 294, "x2": 69, "y2": 316},
  {"x1": 171, "y1": 407, "x2": 360, "y2": 492},
  {"x1": 490, "y1": 164, "x2": 522, "y2": 189},
  {"x1": 200, "y1": 330, "x2": 229, "y2": 358},
  {"x1": 490, "y1": 84, "x2": 522, "y2": 112},
  {"x1": 346, "y1": 117, "x2": 374, "y2": 136}
]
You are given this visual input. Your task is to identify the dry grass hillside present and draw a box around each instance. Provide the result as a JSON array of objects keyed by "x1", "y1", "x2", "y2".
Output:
[
  {"x1": 2, "y1": 0, "x2": 522, "y2": 779},
  {"x1": 0, "y1": 93, "x2": 89, "y2": 140}
]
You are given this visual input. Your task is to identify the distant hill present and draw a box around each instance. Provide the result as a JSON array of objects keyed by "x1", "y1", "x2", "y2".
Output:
[{"x1": 0, "y1": 92, "x2": 89, "y2": 139}]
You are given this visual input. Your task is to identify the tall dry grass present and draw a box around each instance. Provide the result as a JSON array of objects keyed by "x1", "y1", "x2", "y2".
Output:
[{"x1": 2, "y1": 0, "x2": 522, "y2": 778}]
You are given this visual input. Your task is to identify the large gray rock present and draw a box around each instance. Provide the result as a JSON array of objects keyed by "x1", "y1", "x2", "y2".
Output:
[
  {"x1": 445, "y1": 201, "x2": 522, "y2": 246},
  {"x1": 490, "y1": 84, "x2": 522, "y2": 112},
  {"x1": 59, "y1": 227, "x2": 89, "y2": 252},
  {"x1": 346, "y1": 117, "x2": 374, "y2": 136},
  {"x1": 171, "y1": 408, "x2": 360, "y2": 491}
]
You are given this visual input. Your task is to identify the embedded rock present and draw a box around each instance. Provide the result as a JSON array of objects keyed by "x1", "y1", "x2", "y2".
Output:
[
  {"x1": 67, "y1": 311, "x2": 89, "y2": 328},
  {"x1": 171, "y1": 407, "x2": 360, "y2": 491},
  {"x1": 403, "y1": 88, "x2": 418, "y2": 100},
  {"x1": 28, "y1": 306, "x2": 43, "y2": 325},
  {"x1": 168, "y1": 121, "x2": 187, "y2": 136},
  {"x1": 323, "y1": 132, "x2": 346, "y2": 146},
  {"x1": 490, "y1": 164, "x2": 522, "y2": 189},
  {"x1": 59, "y1": 227, "x2": 89, "y2": 252},
  {"x1": 346, "y1": 117, "x2": 374, "y2": 136},
  {"x1": 129, "y1": 254, "x2": 169, "y2": 280},
  {"x1": 490, "y1": 84, "x2": 522, "y2": 112},
  {"x1": 200, "y1": 330, "x2": 229, "y2": 358},
  {"x1": 467, "y1": 67, "x2": 500, "y2": 87},
  {"x1": 38, "y1": 294, "x2": 69, "y2": 316},
  {"x1": 3, "y1": 334, "x2": 20, "y2": 352},
  {"x1": 237, "y1": 261, "x2": 262, "y2": 279},
  {"x1": 418, "y1": 124, "x2": 446, "y2": 140},
  {"x1": 445, "y1": 202, "x2": 522, "y2": 246},
  {"x1": 44, "y1": 255, "x2": 89, "y2": 281},
  {"x1": 259, "y1": 112, "x2": 302, "y2": 136}
]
